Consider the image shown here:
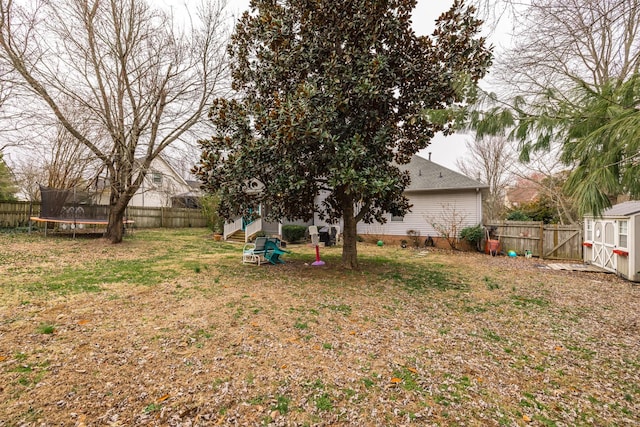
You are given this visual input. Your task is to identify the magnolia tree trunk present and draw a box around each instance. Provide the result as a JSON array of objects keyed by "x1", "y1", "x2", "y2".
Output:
[{"x1": 341, "y1": 202, "x2": 359, "y2": 270}]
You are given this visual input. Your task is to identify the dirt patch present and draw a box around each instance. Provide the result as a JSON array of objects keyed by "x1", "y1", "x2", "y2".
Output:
[{"x1": 1, "y1": 230, "x2": 639, "y2": 426}]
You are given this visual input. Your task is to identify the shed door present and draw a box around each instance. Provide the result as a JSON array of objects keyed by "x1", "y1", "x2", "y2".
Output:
[
  {"x1": 593, "y1": 221, "x2": 616, "y2": 272},
  {"x1": 592, "y1": 222, "x2": 604, "y2": 267}
]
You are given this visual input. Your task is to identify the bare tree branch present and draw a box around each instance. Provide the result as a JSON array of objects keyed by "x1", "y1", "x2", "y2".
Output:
[{"x1": 456, "y1": 134, "x2": 515, "y2": 221}]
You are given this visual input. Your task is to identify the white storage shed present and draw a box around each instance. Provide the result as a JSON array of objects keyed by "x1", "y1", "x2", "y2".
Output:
[{"x1": 583, "y1": 201, "x2": 640, "y2": 282}]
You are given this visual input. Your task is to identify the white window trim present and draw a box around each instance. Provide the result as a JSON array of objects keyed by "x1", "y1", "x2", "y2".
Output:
[
  {"x1": 618, "y1": 220, "x2": 628, "y2": 249},
  {"x1": 585, "y1": 219, "x2": 593, "y2": 242},
  {"x1": 151, "y1": 172, "x2": 163, "y2": 185}
]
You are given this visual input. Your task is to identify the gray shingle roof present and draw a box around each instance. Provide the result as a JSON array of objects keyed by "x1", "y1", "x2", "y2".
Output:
[
  {"x1": 601, "y1": 201, "x2": 640, "y2": 217},
  {"x1": 400, "y1": 155, "x2": 488, "y2": 192}
]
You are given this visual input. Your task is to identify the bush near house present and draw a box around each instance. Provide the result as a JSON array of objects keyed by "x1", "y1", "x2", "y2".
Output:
[
  {"x1": 460, "y1": 224, "x2": 484, "y2": 251},
  {"x1": 282, "y1": 225, "x2": 307, "y2": 243},
  {"x1": 200, "y1": 194, "x2": 224, "y2": 233}
]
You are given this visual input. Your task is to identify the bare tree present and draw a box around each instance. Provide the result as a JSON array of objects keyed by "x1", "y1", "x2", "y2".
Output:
[
  {"x1": 9, "y1": 123, "x2": 99, "y2": 201},
  {"x1": 46, "y1": 123, "x2": 101, "y2": 190},
  {"x1": 425, "y1": 202, "x2": 469, "y2": 250},
  {"x1": 0, "y1": 0, "x2": 228, "y2": 242},
  {"x1": 500, "y1": 0, "x2": 639, "y2": 95},
  {"x1": 456, "y1": 134, "x2": 515, "y2": 221},
  {"x1": 473, "y1": 0, "x2": 640, "y2": 98},
  {"x1": 10, "y1": 154, "x2": 40, "y2": 201},
  {"x1": 0, "y1": 59, "x2": 33, "y2": 151}
]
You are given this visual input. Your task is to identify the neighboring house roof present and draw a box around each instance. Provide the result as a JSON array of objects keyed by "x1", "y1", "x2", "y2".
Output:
[
  {"x1": 401, "y1": 155, "x2": 488, "y2": 192},
  {"x1": 504, "y1": 174, "x2": 544, "y2": 206},
  {"x1": 599, "y1": 201, "x2": 640, "y2": 217},
  {"x1": 506, "y1": 186, "x2": 539, "y2": 206}
]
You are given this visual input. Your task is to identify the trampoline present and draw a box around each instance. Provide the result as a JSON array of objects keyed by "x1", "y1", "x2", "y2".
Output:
[{"x1": 30, "y1": 185, "x2": 133, "y2": 237}]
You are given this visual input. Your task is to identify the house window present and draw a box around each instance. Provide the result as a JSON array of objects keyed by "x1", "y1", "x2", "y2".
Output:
[
  {"x1": 619, "y1": 220, "x2": 628, "y2": 248},
  {"x1": 585, "y1": 219, "x2": 593, "y2": 241},
  {"x1": 151, "y1": 172, "x2": 163, "y2": 185},
  {"x1": 391, "y1": 214, "x2": 404, "y2": 222}
]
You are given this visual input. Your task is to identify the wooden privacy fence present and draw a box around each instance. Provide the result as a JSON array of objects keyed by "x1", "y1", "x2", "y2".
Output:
[
  {"x1": 0, "y1": 201, "x2": 207, "y2": 229},
  {"x1": 126, "y1": 206, "x2": 207, "y2": 228},
  {"x1": 486, "y1": 220, "x2": 583, "y2": 260},
  {"x1": 0, "y1": 201, "x2": 39, "y2": 228}
]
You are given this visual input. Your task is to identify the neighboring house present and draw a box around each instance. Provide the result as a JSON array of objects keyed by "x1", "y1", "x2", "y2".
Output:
[
  {"x1": 504, "y1": 174, "x2": 543, "y2": 208},
  {"x1": 172, "y1": 180, "x2": 205, "y2": 209},
  {"x1": 94, "y1": 156, "x2": 196, "y2": 208},
  {"x1": 225, "y1": 155, "x2": 487, "y2": 244}
]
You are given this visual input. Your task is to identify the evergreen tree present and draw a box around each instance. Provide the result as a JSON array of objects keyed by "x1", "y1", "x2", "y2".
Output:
[
  {"x1": 471, "y1": 74, "x2": 640, "y2": 216},
  {"x1": 0, "y1": 153, "x2": 17, "y2": 201},
  {"x1": 195, "y1": 0, "x2": 492, "y2": 269}
]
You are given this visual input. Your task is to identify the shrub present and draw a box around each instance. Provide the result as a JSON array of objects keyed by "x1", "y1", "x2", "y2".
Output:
[
  {"x1": 460, "y1": 224, "x2": 484, "y2": 251},
  {"x1": 506, "y1": 210, "x2": 532, "y2": 221},
  {"x1": 200, "y1": 193, "x2": 225, "y2": 233},
  {"x1": 406, "y1": 229, "x2": 421, "y2": 247},
  {"x1": 282, "y1": 225, "x2": 307, "y2": 243}
]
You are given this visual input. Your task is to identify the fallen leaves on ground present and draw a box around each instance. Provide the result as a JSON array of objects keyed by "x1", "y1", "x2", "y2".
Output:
[{"x1": 0, "y1": 229, "x2": 638, "y2": 426}]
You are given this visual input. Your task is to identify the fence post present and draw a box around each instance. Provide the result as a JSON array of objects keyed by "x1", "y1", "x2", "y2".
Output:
[
  {"x1": 28, "y1": 201, "x2": 33, "y2": 233},
  {"x1": 539, "y1": 223, "x2": 544, "y2": 259}
]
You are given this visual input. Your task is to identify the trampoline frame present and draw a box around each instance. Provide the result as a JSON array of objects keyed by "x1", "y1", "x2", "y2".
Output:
[{"x1": 29, "y1": 216, "x2": 134, "y2": 238}]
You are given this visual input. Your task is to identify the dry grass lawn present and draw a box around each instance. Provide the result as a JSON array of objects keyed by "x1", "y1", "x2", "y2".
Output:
[{"x1": 0, "y1": 228, "x2": 638, "y2": 426}]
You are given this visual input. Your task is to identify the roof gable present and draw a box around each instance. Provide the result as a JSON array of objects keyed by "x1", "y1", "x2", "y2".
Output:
[
  {"x1": 135, "y1": 155, "x2": 190, "y2": 188},
  {"x1": 401, "y1": 155, "x2": 487, "y2": 192}
]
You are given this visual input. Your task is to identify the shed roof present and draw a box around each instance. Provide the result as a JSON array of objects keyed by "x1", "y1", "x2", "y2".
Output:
[
  {"x1": 400, "y1": 155, "x2": 487, "y2": 192},
  {"x1": 601, "y1": 200, "x2": 640, "y2": 217}
]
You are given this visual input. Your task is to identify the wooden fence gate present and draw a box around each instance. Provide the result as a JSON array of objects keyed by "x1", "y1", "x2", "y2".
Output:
[{"x1": 486, "y1": 220, "x2": 583, "y2": 260}]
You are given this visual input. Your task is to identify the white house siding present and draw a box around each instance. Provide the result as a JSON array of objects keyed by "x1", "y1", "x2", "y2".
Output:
[
  {"x1": 312, "y1": 190, "x2": 345, "y2": 231},
  {"x1": 95, "y1": 157, "x2": 192, "y2": 208},
  {"x1": 132, "y1": 159, "x2": 192, "y2": 207},
  {"x1": 356, "y1": 190, "x2": 483, "y2": 238}
]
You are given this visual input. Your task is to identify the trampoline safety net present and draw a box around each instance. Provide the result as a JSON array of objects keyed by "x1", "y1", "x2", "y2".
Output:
[{"x1": 39, "y1": 185, "x2": 109, "y2": 221}]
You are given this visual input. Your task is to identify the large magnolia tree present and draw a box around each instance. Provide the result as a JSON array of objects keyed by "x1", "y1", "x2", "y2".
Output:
[
  {"x1": 0, "y1": 0, "x2": 228, "y2": 242},
  {"x1": 194, "y1": 0, "x2": 492, "y2": 269}
]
